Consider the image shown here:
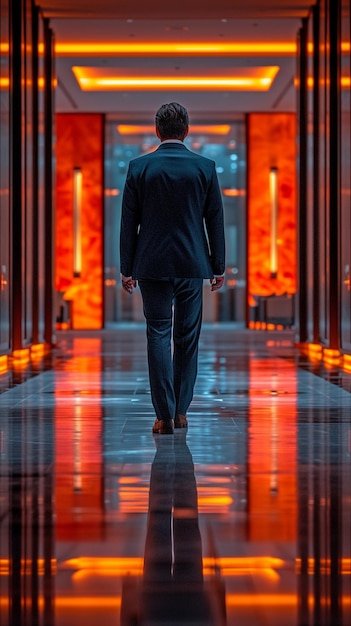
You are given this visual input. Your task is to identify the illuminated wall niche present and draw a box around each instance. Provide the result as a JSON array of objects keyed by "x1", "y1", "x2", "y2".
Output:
[
  {"x1": 247, "y1": 113, "x2": 297, "y2": 307},
  {"x1": 55, "y1": 114, "x2": 104, "y2": 329}
]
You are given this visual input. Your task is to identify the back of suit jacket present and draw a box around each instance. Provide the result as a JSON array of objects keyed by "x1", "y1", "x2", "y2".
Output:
[{"x1": 120, "y1": 141, "x2": 225, "y2": 279}]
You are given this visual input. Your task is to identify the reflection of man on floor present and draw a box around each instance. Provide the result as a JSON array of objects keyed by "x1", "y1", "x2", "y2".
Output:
[{"x1": 121, "y1": 434, "x2": 226, "y2": 625}]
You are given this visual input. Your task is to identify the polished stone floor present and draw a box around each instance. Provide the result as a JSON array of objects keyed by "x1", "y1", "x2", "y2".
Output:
[{"x1": 0, "y1": 324, "x2": 351, "y2": 626}]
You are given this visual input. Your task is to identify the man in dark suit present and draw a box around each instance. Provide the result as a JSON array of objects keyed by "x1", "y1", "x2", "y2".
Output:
[{"x1": 120, "y1": 102, "x2": 225, "y2": 434}]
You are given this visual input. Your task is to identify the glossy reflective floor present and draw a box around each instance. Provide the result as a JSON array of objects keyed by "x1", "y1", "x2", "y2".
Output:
[{"x1": 1, "y1": 325, "x2": 351, "y2": 626}]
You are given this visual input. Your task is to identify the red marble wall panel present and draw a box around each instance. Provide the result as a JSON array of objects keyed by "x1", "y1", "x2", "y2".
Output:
[
  {"x1": 247, "y1": 113, "x2": 297, "y2": 305},
  {"x1": 55, "y1": 114, "x2": 103, "y2": 329}
]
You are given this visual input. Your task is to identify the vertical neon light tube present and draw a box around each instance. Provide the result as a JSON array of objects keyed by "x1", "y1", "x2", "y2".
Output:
[
  {"x1": 269, "y1": 167, "x2": 278, "y2": 278},
  {"x1": 73, "y1": 167, "x2": 82, "y2": 277},
  {"x1": 74, "y1": 404, "x2": 82, "y2": 492}
]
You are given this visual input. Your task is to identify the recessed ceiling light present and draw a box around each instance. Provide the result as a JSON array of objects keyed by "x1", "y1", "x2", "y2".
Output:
[{"x1": 72, "y1": 66, "x2": 280, "y2": 91}]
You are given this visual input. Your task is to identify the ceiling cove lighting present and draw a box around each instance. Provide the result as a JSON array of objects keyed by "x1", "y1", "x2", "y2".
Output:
[
  {"x1": 305, "y1": 76, "x2": 351, "y2": 88},
  {"x1": 72, "y1": 66, "x2": 280, "y2": 91},
  {"x1": 117, "y1": 125, "x2": 231, "y2": 135},
  {"x1": 0, "y1": 77, "x2": 57, "y2": 89},
  {"x1": 1, "y1": 41, "x2": 348, "y2": 57},
  {"x1": 56, "y1": 42, "x2": 296, "y2": 56}
]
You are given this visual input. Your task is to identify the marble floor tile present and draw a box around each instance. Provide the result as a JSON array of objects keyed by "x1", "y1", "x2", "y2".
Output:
[{"x1": 0, "y1": 325, "x2": 350, "y2": 625}]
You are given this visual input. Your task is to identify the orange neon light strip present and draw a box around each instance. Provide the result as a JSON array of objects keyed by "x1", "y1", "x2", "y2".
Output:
[
  {"x1": 54, "y1": 40, "x2": 350, "y2": 56},
  {"x1": 1, "y1": 40, "x2": 350, "y2": 57},
  {"x1": 227, "y1": 594, "x2": 351, "y2": 607},
  {"x1": 0, "y1": 77, "x2": 57, "y2": 89},
  {"x1": 56, "y1": 41, "x2": 296, "y2": 56},
  {"x1": 0, "y1": 558, "x2": 56, "y2": 575},
  {"x1": 72, "y1": 66, "x2": 279, "y2": 91},
  {"x1": 307, "y1": 41, "x2": 351, "y2": 54},
  {"x1": 305, "y1": 76, "x2": 351, "y2": 88},
  {"x1": 117, "y1": 124, "x2": 231, "y2": 135},
  {"x1": 296, "y1": 557, "x2": 351, "y2": 575}
]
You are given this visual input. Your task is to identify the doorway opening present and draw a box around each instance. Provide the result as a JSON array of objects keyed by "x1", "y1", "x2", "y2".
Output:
[{"x1": 104, "y1": 116, "x2": 246, "y2": 325}]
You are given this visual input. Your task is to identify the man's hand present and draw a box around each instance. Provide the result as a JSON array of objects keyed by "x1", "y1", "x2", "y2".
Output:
[
  {"x1": 121, "y1": 275, "x2": 137, "y2": 294},
  {"x1": 210, "y1": 276, "x2": 225, "y2": 292}
]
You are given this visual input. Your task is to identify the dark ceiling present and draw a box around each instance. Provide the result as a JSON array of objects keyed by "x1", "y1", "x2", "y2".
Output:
[{"x1": 37, "y1": 0, "x2": 311, "y2": 120}]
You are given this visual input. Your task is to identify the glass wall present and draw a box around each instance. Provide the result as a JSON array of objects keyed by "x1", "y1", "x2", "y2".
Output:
[
  {"x1": 305, "y1": 8, "x2": 315, "y2": 342},
  {"x1": 340, "y1": 0, "x2": 351, "y2": 351},
  {"x1": 104, "y1": 116, "x2": 246, "y2": 324},
  {"x1": 298, "y1": 0, "x2": 351, "y2": 354},
  {"x1": 0, "y1": 0, "x2": 55, "y2": 356},
  {"x1": 0, "y1": 0, "x2": 10, "y2": 352}
]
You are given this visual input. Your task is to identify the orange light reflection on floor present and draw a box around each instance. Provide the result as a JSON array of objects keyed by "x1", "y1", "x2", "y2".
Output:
[
  {"x1": 55, "y1": 339, "x2": 103, "y2": 541},
  {"x1": 31, "y1": 343, "x2": 46, "y2": 356},
  {"x1": 1, "y1": 593, "x2": 350, "y2": 610},
  {"x1": 248, "y1": 358, "x2": 297, "y2": 541},
  {"x1": 12, "y1": 348, "x2": 30, "y2": 364},
  {"x1": 323, "y1": 348, "x2": 341, "y2": 365},
  {"x1": 63, "y1": 555, "x2": 286, "y2": 577},
  {"x1": 222, "y1": 188, "x2": 246, "y2": 197},
  {"x1": 118, "y1": 483, "x2": 234, "y2": 514},
  {"x1": 343, "y1": 353, "x2": 351, "y2": 371},
  {"x1": 197, "y1": 493, "x2": 233, "y2": 509},
  {"x1": 1, "y1": 555, "x2": 350, "y2": 578}
]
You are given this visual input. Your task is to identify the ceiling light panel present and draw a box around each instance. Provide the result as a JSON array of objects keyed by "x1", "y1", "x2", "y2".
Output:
[{"x1": 72, "y1": 66, "x2": 280, "y2": 91}]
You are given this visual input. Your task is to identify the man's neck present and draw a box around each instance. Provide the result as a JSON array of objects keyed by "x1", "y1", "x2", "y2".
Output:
[{"x1": 160, "y1": 138, "x2": 184, "y2": 144}]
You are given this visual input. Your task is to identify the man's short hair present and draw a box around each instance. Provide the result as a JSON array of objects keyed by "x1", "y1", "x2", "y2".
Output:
[{"x1": 155, "y1": 102, "x2": 189, "y2": 140}]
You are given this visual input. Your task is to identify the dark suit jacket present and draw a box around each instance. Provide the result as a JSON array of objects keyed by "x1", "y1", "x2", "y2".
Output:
[{"x1": 120, "y1": 142, "x2": 225, "y2": 279}]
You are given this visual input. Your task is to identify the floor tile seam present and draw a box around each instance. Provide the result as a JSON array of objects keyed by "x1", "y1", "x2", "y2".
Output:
[
  {"x1": 298, "y1": 363, "x2": 351, "y2": 397},
  {"x1": 0, "y1": 370, "x2": 56, "y2": 402}
]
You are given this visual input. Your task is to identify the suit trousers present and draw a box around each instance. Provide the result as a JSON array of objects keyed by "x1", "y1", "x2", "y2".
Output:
[{"x1": 138, "y1": 278, "x2": 203, "y2": 422}]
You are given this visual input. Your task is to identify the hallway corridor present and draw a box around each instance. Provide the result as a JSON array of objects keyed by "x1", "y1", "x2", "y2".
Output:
[{"x1": 0, "y1": 325, "x2": 350, "y2": 626}]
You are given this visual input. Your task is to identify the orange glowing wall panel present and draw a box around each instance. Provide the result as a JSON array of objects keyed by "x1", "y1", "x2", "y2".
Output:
[
  {"x1": 55, "y1": 114, "x2": 104, "y2": 329},
  {"x1": 247, "y1": 113, "x2": 297, "y2": 305}
]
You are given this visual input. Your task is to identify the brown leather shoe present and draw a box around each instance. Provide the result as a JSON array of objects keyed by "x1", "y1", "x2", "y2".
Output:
[
  {"x1": 174, "y1": 413, "x2": 188, "y2": 429},
  {"x1": 152, "y1": 419, "x2": 174, "y2": 434}
]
